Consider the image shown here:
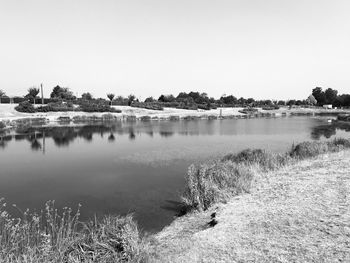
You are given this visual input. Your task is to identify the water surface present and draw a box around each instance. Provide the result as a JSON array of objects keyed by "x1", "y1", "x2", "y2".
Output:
[{"x1": 0, "y1": 116, "x2": 349, "y2": 232}]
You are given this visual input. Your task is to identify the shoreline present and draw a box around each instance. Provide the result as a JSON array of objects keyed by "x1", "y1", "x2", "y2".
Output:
[{"x1": 1, "y1": 104, "x2": 350, "y2": 129}]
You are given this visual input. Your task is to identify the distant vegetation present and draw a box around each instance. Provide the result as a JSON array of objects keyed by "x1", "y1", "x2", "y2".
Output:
[
  {"x1": 182, "y1": 138, "x2": 350, "y2": 211},
  {"x1": 0, "y1": 85, "x2": 349, "y2": 113}
]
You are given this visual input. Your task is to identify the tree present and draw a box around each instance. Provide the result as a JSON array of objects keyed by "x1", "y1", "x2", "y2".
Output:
[
  {"x1": 107, "y1": 93, "x2": 115, "y2": 105},
  {"x1": 287, "y1": 100, "x2": 296, "y2": 106},
  {"x1": 82, "y1": 92, "x2": 93, "y2": 100},
  {"x1": 220, "y1": 95, "x2": 237, "y2": 105},
  {"x1": 26, "y1": 87, "x2": 40, "y2": 105},
  {"x1": 324, "y1": 88, "x2": 338, "y2": 105},
  {"x1": 128, "y1": 94, "x2": 135, "y2": 106},
  {"x1": 50, "y1": 86, "x2": 75, "y2": 100},
  {"x1": 0, "y1": 89, "x2": 5, "y2": 104},
  {"x1": 144, "y1": 96, "x2": 154, "y2": 103},
  {"x1": 312, "y1": 87, "x2": 326, "y2": 106},
  {"x1": 306, "y1": 94, "x2": 317, "y2": 105}
]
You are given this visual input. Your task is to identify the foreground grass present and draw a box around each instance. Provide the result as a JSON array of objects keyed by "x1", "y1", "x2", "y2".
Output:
[{"x1": 0, "y1": 200, "x2": 148, "y2": 263}]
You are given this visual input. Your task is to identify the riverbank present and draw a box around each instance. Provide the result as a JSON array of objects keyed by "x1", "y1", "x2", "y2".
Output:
[
  {"x1": 1, "y1": 104, "x2": 350, "y2": 127},
  {"x1": 149, "y1": 149, "x2": 350, "y2": 262}
]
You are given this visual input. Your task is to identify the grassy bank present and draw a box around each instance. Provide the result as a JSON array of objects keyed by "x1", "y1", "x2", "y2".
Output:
[
  {"x1": 181, "y1": 138, "x2": 350, "y2": 211},
  {"x1": 151, "y1": 143, "x2": 350, "y2": 262}
]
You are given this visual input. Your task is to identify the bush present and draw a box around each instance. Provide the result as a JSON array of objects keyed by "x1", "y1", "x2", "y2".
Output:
[
  {"x1": 76, "y1": 102, "x2": 121, "y2": 113},
  {"x1": 289, "y1": 138, "x2": 350, "y2": 159},
  {"x1": 15, "y1": 101, "x2": 36, "y2": 113},
  {"x1": 182, "y1": 161, "x2": 254, "y2": 211},
  {"x1": 36, "y1": 101, "x2": 74, "y2": 112},
  {"x1": 131, "y1": 101, "x2": 164, "y2": 111},
  {"x1": 222, "y1": 149, "x2": 290, "y2": 171}
]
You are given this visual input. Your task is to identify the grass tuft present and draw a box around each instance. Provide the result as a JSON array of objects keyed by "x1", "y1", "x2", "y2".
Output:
[{"x1": 182, "y1": 161, "x2": 254, "y2": 211}]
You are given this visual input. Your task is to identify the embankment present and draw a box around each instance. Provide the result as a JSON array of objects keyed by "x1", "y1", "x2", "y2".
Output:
[{"x1": 150, "y1": 149, "x2": 350, "y2": 262}]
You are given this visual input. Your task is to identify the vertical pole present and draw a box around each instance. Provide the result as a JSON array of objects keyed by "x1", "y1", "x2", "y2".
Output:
[
  {"x1": 41, "y1": 83, "x2": 44, "y2": 105},
  {"x1": 43, "y1": 130, "x2": 46, "y2": 155}
]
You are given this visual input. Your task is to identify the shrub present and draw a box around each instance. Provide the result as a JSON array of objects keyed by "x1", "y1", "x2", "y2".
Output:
[
  {"x1": 36, "y1": 101, "x2": 74, "y2": 112},
  {"x1": 289, "y1": 138, "x2": 350, "y2": 159},
  {"x1": 15, "y1": 101, "x2": 36, "y2": 113},
  {"x1": 131, "y1": 101, "x2": 164, "y2": 111},
  {"x1": 76, "y1": 102, "x2": 121, "y2": 113},
  {"x1": 222, "y1": 149, "x2": 290, "y2": 171},
  {"x1": 182, "y1": 161, "x2": 254, "y2": 211},
  {"x1": 0, "y1": 121, "x2": 5, "y2": 129}
]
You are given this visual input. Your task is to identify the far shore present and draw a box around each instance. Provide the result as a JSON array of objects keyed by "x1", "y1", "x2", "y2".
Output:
[{"x1": 0, "y1": 104, "x2": 350, "y2": 127}]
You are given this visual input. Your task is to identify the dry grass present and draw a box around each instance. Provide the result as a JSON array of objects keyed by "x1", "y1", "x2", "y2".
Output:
[
  {"x1": 0, "y1": 200, "x2": 148, "y2": 263},
  {"x1": 150, "y1": 150, "x2": 350, "y2": 262},
  {"x1": 182, "y1": 138, "x2": 350, "y2": 211}
]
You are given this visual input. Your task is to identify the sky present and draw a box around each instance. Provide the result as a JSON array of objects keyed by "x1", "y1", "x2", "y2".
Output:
[{"x1": 0, "y1": 0, "x2": 350, "y2": 100}]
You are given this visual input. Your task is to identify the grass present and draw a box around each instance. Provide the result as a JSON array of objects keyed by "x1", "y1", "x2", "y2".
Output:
[
  {"x1": 0, "y1": 200, "x2": 148, "y2": 263},
  {"x1": 182, "y1": 137, "x2": 350, "y2": 211}
]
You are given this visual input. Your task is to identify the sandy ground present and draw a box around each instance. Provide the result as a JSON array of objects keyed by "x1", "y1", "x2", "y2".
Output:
[
  {"x1": 0, "y1": 104, "x2": 245, "y2": 122},
  {"x1": 149, "y1": 151, "x2": 350, "y2": 262}
]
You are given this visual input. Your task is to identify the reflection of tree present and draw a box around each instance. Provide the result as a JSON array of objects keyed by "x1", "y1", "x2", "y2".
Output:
[
  {"x1": 0, "y1": 140, "x2": 7, "y2": 148},
  {"x1": 108, "y1": 133, "x2": 115, "y2": 142},
  {"x1": 31, "y1": 139, "x2": 42, "y2": 151},
  {"x1": 128, "y1": 128, "x2": 135, "y2": 140},
  {"x1": 159, "y1": 131, "x2": 174, "y2": 137},
  {"x1": 311, "y1": 122, "x2": 350, "y2": 140}
]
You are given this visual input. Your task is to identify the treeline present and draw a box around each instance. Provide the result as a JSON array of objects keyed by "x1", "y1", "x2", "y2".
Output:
[
  {"x1": 1, "y1": 85, "x2": 350, "y2": 111},
  {"x1": 312, "y1": 87, "x2": 350, "y2": 107}
]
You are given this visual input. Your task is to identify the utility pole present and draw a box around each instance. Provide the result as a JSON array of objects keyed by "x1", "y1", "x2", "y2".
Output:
[{"x1": 41, "y1": 83, "x2": 44, "y2": 105}]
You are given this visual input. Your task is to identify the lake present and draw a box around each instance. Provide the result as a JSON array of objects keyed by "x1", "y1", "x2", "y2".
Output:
[{"x1": 0, "y1": 116, "x2": 349, "y2": 232}]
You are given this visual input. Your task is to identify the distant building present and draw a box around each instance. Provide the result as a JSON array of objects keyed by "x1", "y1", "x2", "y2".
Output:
[{"x1": 323, "y1": 104, "x2": 333, "y2": 109}]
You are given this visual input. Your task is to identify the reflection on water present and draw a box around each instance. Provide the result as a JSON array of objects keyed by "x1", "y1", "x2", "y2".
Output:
[
  {"x1": 311, "y1": 121, "x2": 350, "y2": 140},
  {"x1": 0, "y1": 117, "x2": 350, "y2": 232},
  {"x1": 1, "y1": 118, "x2": 350, "y2": 151}
]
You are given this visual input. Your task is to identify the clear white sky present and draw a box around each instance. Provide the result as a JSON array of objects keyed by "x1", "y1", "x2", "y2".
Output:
[{"x1": 0, "y1": 0, "x2": 349, "y2": 100}]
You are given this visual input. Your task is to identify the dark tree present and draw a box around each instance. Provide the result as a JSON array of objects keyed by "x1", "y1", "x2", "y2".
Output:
[
  {"x1": 107, "y1": 93, "x2": 115, "y2": 105},
  {"x1": 82, "y1": 92, "x2": 93, "y2": 100},
  {"x1": 26, "y1": 87, "x2": 40, "y2": 105},
  {"x1": 50, "y1": 86, "x2": 75, "y2": 100},
  {"x1": 312, "y1": 87, "x2": 326, "y2": 106},
  {"x1": 220, "y1": 95, "x2": 237, "y2": 105},
  {"x1": 144, "y1": 96, "x2": 154, "y2": 103},
  {"x1": 128, "y1": 94, "x2": 135, "y2": 106},
  {"x1": 324, "y1": 88, "x2": 338, "y2": 105},
  {"x1": 0, "y1": 89, "x2": 5, "y2": 104}
]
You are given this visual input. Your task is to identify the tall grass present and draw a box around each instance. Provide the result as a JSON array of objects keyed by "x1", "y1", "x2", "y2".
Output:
[
  {"x1": 182, "y1": 138, "x2": 350, "y2": 211},
  {"x1": 0, "y1": 199, "x2": 148, "y2": 263},
  {"x1": 182, "y1": 162, "x2": 254, "y2": 211}
]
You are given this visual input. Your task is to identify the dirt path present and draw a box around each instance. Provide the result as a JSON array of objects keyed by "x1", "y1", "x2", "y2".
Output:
[{"x1": 150, "y1": 151, "x2": 350, "y2": 262}]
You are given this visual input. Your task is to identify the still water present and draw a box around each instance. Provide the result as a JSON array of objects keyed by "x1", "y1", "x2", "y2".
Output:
[{"x1": 0, "y1": 116, "x2": 349, "y2": 232}]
